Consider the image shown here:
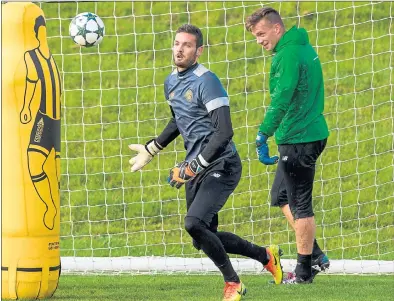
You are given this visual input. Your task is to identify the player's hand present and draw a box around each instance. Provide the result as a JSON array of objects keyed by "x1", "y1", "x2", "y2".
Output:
[
  {"x1": 129, "y1": 139, "x2": 162, "y2": 172},
  {"x1": 256, "y1": 131, "x2": 279, "y2": 165},
  {"x1": 168, "y1": 161, "x2": 196, "y2": 189},
  {"x1": 20, "y1": 108, "x2": 32, "y2": 124},
  {"x1": 168, "y1": 155, "x2": 208, "y2": 189}
]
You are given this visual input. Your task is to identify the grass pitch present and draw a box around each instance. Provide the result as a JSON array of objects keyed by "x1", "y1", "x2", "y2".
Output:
[{"x1": 54, "y1": 274, "x2": 394, "y2": 301}]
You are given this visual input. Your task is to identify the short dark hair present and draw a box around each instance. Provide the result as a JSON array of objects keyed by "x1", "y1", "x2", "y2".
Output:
[
  {"x1": 34, "y1": 15, "x2": 46, "y2": 37},
  {"x1": 176, "y1": 24, "x2": 203, "y2": 48},
  {"x1": 245, "y1": 7, "x2": 283, "y2": 32}
]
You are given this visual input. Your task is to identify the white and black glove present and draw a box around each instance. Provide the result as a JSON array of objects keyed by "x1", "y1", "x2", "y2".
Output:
[{"x1": 128, "y1": 139, "x2": 163, "y2": 172}]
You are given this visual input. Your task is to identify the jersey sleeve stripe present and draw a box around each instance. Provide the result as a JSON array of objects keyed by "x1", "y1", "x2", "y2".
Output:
[
  {"x1": 205, "y1": 97, "x2": 229, "y2": 112},
  {"x1": 193, "y1": 64, "x2": 209, "y2": 77},
  {"x1": 197, "y1": 154, "x2": 210, "y2": 167}
]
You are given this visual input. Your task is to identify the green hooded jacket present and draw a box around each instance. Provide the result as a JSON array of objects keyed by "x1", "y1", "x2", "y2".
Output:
[{"x1": 259, "y1": 26, "x2": 329, "y2": 144}]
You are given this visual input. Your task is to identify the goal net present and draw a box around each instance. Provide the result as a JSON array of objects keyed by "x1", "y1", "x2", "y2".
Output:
[{"x1": 39, "y1": 1, "x2": 393, "y2": 274}]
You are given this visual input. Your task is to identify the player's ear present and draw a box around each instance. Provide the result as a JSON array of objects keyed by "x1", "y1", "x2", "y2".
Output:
[
  {"x1": 196, "y1": 46, "x2": 204, "y2": 57},
  {"x1": 274, "y1": 23, "x2": 281, "y2": 34}
]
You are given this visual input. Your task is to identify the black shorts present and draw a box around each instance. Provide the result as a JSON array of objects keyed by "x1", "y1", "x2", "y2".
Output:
[
  {"x1": 29, "y1": 111, "x2": 61, "y2": 153},
  {"x1": 271, "y1": 139, "x2": 327, "y2": 219},
  {"x1": 185, "y1": 152, "x2": 242, "y2": 231}
]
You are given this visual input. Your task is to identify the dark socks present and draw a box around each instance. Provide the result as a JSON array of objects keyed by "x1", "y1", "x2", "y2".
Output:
[
  {"x1": 215, "y1": 231, "x2": 269, "y2": 265},
  {"x1": 295, "y1": 253, "x2": 312, "y2": 280},
  {"x1": 184, "y1": 217, "x2": 239, "y2": 283},
  {"x1": 312, "y1": 239, "x2": 324, "y2": 259},
  {"x1": 217, "y1": 260, "x2": 240, "y2": 283}
]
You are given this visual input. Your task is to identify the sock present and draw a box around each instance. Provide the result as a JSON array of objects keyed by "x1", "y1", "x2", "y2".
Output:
[
  {"x1": 215, "y1": 231, "x2": 269, "y2": 265},
  {"x1": 312, "y1": 239, "x2": 324, "y2": 259},
  {"x1": 184, "y1": 217, "x2": 240, "y2": 283},
  {"x1": 259, "y1": 248, "x2": 269, "y2": 265},
  {"x1": 265, "y1": 252, "x2": 270, "y2": 265},
  {"x1": 295, "y1": 253, "x2": 312, "y2": 280}
]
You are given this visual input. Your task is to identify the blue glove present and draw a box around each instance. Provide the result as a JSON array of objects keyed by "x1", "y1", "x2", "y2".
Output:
[{"x1": 256, "y1": 132, "x2": 279, "y2": 165}]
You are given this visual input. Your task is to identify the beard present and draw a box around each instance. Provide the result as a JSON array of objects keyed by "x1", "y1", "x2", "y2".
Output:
[{"x1": 173, "y1": 53, "x2": 197, "y2": 69}]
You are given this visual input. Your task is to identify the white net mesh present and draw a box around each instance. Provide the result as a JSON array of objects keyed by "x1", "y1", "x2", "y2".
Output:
[{"x1": 39, "y1": 1, "x2": 393, "y2": 274}]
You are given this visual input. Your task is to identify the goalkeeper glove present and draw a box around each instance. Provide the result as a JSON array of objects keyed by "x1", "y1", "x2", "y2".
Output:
[
  {"x1": 256, "y1": 131, "x2": 279, "y2": 165},
  {"x1": 168, "y1": 156, "x2": 207, "y2": 189},
  {"x1": 128, "y1": 139, "x2": 163, "y2": 172}
]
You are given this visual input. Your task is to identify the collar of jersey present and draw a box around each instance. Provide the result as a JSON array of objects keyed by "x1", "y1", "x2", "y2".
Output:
[{"x1": 177, "y1": 62, "x2": 199, "y2": 79}]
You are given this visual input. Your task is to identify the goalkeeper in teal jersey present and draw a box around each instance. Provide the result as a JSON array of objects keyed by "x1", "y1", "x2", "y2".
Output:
[
  {"x1": 245, "y1": 7, "x2": 330, "y2": 284},
  {"x1": 129, "y1": 24, "x2": 283, "y2": 300}
]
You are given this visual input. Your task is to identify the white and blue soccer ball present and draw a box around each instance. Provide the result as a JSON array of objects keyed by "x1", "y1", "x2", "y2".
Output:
[{"x1": 69, "y1": 12, "x2": 105, "y2": 47}]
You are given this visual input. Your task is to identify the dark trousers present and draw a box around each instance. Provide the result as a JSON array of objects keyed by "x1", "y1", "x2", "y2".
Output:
[{"x1": 185, "y1": 152, "x2": 242, "y2": 247}]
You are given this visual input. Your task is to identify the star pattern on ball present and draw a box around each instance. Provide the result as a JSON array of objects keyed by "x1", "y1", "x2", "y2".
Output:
[
  {"x1": 96, "y1": 26, "x2": 104, "y2": 37},
  {"x1": 83, "y1": 12, "x2": 97, "y2": 21},
  {"x1": 76, "y1": 25, "x2": 87, "y2": 36}
]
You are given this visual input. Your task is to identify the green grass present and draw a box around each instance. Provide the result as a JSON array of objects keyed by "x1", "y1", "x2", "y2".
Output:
[
  {"x1": 48, "y1": 275, "x2": 394, "y2": 301},
  {"x1": 37, "y1": 1, "x2": 394, "y2": 261}
]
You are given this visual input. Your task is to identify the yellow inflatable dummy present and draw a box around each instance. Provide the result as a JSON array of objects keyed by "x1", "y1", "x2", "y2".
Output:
[{"x1": 2, "y1": 2, "x2": 61, "y2": 299}]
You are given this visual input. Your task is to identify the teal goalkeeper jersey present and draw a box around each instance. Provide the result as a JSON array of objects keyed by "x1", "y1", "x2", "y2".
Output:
[{"x1": 164, "y1": 63, "x2": 236, "y2": 161}]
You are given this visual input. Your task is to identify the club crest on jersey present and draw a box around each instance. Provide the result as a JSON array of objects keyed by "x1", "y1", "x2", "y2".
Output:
[
  {"x1": 184, "y1": 89, "x2": 193, "y2": 102},
  {"x1": 169, "y1": 91, "x2": 175, "y2": 100}
]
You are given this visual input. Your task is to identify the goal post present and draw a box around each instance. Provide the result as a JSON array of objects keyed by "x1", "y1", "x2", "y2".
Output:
[{"x1": 37, "y1": 1, "x2": 393, "y2": 274}]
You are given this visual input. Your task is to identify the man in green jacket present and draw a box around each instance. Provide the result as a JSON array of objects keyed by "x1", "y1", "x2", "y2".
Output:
[{"x1": 245, "y1": 7, "x2": 330, "y2": 284}]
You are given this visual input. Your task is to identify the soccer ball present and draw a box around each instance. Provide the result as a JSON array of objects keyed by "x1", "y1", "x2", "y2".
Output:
[{"x1": 69, "y1": 12, "x2": 105, "y2": 47}]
